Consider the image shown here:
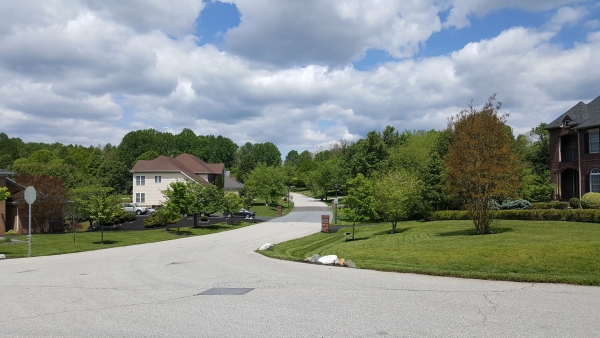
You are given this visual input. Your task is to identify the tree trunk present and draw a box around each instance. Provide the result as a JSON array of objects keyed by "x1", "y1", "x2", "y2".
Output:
[{"x1": 193, "y1": 213, "x2": 198, "y2": 228}]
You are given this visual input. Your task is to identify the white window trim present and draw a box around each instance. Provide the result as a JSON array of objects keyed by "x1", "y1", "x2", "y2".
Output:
[
  {"x1": 155, "y1": 175, "x2": 162, "y2": 183},
  {"x1": 591, "y1": 169, "x2": 600, "y2": 193},
  {"x1": 136, "y1": 192, "x2": 146, "y2": 203},
  {"x1": 136, "y1": 175, "x2": 146, "y2": 186},
  {"x1": 590, "y1": 131, "x2": 600, "y2": 154}
]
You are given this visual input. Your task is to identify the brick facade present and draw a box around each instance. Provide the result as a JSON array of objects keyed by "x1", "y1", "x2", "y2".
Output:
[{"x1": 547, "y1": 95, "x2": 600, "y2": 200}]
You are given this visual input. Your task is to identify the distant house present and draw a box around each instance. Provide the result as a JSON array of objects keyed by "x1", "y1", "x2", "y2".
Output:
[
  {"x1": 546, "y1": 95, "x2": 600, "y2": 200},
  {"x1": 130, "y1": 153, "x2": 242, "y2": 207}
]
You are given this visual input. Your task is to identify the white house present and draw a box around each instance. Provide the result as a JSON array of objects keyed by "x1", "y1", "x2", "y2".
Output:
[{"x1": 130, "y1": 153, "x2": 227, "y2": 207}]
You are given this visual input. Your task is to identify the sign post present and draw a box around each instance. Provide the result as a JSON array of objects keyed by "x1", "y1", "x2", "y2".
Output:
[{"x1": 24, "y1": 186, "x2": 36, "y2": 257}]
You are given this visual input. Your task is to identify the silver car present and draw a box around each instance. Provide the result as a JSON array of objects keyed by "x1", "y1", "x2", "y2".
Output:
[{"x1": 121, "y1": 203, "x2": 148, "y2": 215}]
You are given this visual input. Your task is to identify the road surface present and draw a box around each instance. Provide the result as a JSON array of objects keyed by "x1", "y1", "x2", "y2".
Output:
[{"x1": 1, "y1": 193, "x2": 599, "y2": 337}]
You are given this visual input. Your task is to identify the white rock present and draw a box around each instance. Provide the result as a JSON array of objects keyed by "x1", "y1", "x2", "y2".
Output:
[
  {"x1": 318, "y1": 255, "x2": 338, "y2": 265},
  {"x1": 0, "y1": 254, "x2": 5, "y2": 259},
  {"x1": 258, "y1": 243, "x2": 273, "y2": 251}
]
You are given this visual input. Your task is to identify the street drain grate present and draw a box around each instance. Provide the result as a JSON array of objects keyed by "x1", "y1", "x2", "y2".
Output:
[{"x1": 199, "y1": 288, "x2": 254, "y2": 295}]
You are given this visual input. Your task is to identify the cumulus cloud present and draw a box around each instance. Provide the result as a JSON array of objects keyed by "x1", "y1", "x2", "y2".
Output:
[
  {"x1": 0, "y1": 0, "x2": 599, "y2": 155},
  {"x1": 222, "y1": 0, "x2": 443, "y2": 66},
  {"x1": 443, "y1": 0, "x2": 580, "y2": 28}
]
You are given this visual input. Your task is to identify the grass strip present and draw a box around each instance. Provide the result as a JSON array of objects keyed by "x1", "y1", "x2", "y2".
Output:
[
  {"x1": 0, "y1": 222, "x2": 251, "y2": 259},
  {"x1": 258, "y1": 220, "x2": 600, "y2": 285}
]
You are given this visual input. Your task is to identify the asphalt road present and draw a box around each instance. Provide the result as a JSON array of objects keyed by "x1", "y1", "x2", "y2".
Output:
[{"x1": 1, "y1": 193, "x2": 599, "y2": 337}]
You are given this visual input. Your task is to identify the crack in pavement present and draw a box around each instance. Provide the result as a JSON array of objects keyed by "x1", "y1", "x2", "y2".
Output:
[{"x1": 0, "y1": 292, "x2": 200, "y2": 323}]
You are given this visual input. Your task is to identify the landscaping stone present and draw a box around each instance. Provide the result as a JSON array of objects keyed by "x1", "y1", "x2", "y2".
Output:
[
  {"x1": 345, "y1": 259, "x2": 356, "y2": 268},
  {"x1": 339, "y1": 258, "x2": 345, "y2": 266},
  {"x1": 258, "y1": 243, "x2": 273, "y2": 251},
  {"x1": 318, "y1": 255, "x2": 339, "y2": 265},
  {"x1": 0, "y1": 254, "x2": 5, "y2": 260},
  {"x1": 309, "y1": 254, "x2": 321, "y2": 263}
]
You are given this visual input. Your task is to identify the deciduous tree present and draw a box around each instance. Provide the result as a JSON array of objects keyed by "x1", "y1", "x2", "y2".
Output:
[
  {"x1": 445, "y1": 95, "x2": 522, "y2": 235},
  {"x1": 373, "y1": 170, "x2": 422, "y2": 234},
  {"x1": 344, "y1": 174, "x2": 377, "y2": 239},
  {"x1": 75, "y1": 188, "x2": 121, "y2": 243}
]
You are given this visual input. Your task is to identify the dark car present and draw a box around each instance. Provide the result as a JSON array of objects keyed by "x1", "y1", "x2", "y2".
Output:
[{"x1": 226, "y1": 208, "x2": 256, "y2": 218}]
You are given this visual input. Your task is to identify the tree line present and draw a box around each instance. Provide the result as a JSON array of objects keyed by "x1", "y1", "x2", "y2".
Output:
[{"x1": 1, "y1": 95, "x2": 552, "y2": 234}]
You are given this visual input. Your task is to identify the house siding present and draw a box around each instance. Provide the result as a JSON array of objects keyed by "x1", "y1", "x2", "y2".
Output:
[{"x1": 132, "y1": 172, "x2": 190, "y2": 207}]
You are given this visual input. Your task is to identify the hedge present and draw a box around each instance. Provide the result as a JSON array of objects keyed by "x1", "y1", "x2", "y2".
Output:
[
  {"x1": 530, "y1": 201, "x2": 569, "y2": 210},
  {"x1": 426, "y1": 209, "x2": 600, "y2": 223}
]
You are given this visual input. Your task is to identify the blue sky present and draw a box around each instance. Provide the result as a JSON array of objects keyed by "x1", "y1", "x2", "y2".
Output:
[{"x1": 0, "y1": 0, "x2": 599, "y2": 157}]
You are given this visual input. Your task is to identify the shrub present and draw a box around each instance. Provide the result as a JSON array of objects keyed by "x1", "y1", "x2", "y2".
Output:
[
  {"x1": 501, "y1": 199, "x2": 532, "y2": 210},
  {"x1": 489, "y1": 200, "x2": 501, "y2": 210},
  {"x1": 531, "y1": 201, "x2": 569, "y2": 210},
  {"x1": 426, "y1": 209, "x2": 600, "y2": 222},
  {"x1": 581, "y1": 192, "x2": 600, "y2": 209},
  {"x1": 200, "y1": 215, "x2": 209, "y2": 222},
  {"x1": 570, "y1": 198, "x2": 581, "y2": 209},
  {"x1": 5, "y1": 229, "x2": 18, "y2": 235},
  {"x1": 143, "y1": 209, "x2": 181, "y2": 228}
]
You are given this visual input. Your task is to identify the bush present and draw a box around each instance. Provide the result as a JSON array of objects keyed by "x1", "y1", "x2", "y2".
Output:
[
  {"x1": 570, "y1": 198, "x2": 581, "y2": 209},
  {"x1": 581, "y1": 192, "x2": 600, "y2": 209},
  {"x1": 4, "y1": 229, "x2": 18, "y2": 235},
  {"x1": 426, "y1": 209, "x2": 600, "y2": 222},
  {"x1": 143, "y1": 209, "x2": 181, "y2": 228},
  {"x1": 531, "y1": 201, "x2": 569, "y2": 210},
  {"x1": 501, "y1": 199, "x2": 532, "y2": 210},
  {"x1": 200, "y1": 215, "x2": 209, "y2": 222}
]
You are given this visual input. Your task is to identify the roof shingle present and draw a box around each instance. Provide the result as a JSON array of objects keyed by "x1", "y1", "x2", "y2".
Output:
[{"x1": 546, "y1": 95, "x2": 600, "y2": 130}]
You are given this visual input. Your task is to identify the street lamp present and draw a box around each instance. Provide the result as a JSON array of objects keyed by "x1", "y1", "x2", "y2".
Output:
[{"x1": 334, "y1": 184, "x2": 338, "y2": 224}]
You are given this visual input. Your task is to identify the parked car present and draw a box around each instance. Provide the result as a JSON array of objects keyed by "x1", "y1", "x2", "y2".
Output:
[
  {"x1": 226, "y1": 208, "x2": 256, "y2": 218},
  {"x1": 121, "y1": 203, "x2": 148, "y2": 215}
]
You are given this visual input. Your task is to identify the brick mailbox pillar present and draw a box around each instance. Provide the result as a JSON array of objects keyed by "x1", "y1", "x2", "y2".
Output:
[
  {"x1": 321, "y1": 215, "x2": 330, "y2": 233},
  {"x1": 277, "y1": 205, "x2": 282, "y2": 217}
]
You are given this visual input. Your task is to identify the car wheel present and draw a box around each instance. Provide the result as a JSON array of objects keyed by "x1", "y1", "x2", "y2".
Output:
[{"x1": 136, "y1": 210, "x2": 141, "y2": 215}]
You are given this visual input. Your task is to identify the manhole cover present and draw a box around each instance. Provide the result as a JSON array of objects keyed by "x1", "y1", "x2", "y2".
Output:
[{"x1": 199, "y1": 288, "x2": 254, "y2": 295}]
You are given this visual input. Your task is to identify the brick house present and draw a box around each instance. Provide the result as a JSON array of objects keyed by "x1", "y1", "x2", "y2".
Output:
[
  {"x1": 130, "y1": 153, "x2": 242, "y2": 207},
  {"x1": 546, "y1": 95, "x2": 600, "y2": 200}
]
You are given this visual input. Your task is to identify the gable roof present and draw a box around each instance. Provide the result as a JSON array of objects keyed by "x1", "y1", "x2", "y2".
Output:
[
  {"x1": 546, "y1": 95, "x2": 600, "y2": 130},
  {"x1": 224, "y1": 175, "x2": 244, "y2": 190},
  {"x1": 0, "y1": 168, "x2": 15, "y2": 176},
  {"x1": 130, "y1": 154, "x2": 224, "y2": 185}
]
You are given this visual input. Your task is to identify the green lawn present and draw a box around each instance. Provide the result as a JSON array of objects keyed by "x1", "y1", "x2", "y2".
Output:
[
  {"x1": 251, "y1": 198, "x2": 294, "y2": 217},
  {"x1": 0, "y1": 222, "x2": 250, "y2": 259},
  {"x1": 259, "y1": 220, "x2": 600, "y2": 285}
]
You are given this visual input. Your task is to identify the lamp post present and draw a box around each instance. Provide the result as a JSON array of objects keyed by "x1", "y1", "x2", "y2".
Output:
[
  {"x1": 334, "y1": 184, "x2": 338, "y2": 224},
  {"x1": 287, "y1": 184, "x2": 290, "y2": 210}
]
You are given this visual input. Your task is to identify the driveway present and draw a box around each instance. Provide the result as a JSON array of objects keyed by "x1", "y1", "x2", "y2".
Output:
[{"x1": 0, "y1": 193, "x2": 598, "y2": 337}]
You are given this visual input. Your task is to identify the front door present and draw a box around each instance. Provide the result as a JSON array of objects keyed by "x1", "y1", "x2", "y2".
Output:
[{"x1": 561, "y1": 169, "x2": 579, "y2": 200}]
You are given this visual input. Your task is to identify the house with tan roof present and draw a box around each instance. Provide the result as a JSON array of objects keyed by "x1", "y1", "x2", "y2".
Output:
[{"x1": 130, "y1": 153, "x2": 241, "y2": 207}]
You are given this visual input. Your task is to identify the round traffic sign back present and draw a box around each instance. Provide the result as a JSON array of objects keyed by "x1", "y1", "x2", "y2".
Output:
[{"x1": 24, "y1": 186, "x2": 36, "y2": 204}]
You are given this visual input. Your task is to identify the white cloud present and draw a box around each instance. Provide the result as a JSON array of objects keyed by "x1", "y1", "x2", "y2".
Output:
[
  {"x1": 222, "y1": 0, "x2": 442, "y2": 66},
  {"x1": 443, "y1": 0, "x2": 580, "y2": 28},
  {"x1": 0, "y1": 0, "x2": 599, "y2": 155},
  {"x1": 547, "y1": 6, "x2": 588, "y2": 31}
]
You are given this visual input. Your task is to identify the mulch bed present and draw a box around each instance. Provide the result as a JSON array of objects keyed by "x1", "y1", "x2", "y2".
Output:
[{"x1": 90, "y1": 215, "x2": 266, "y2": 231}]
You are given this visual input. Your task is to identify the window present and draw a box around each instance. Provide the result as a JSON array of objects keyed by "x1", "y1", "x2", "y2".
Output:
[
  {"x1": 591, "y1": 169, "x2": 600, "y2": 193},
  {"x1": 155, "y1": 175, "x2": 162, "y2": 183},
  {"x1": 590, "y1": 131, "x2": 599, "y2": 153},
  {"x1": 136, "y1": 193, "x2": 146, "y2": 203},
  {"x1": 136, "y1": 175, "x2": 145, "y2": 186}
]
